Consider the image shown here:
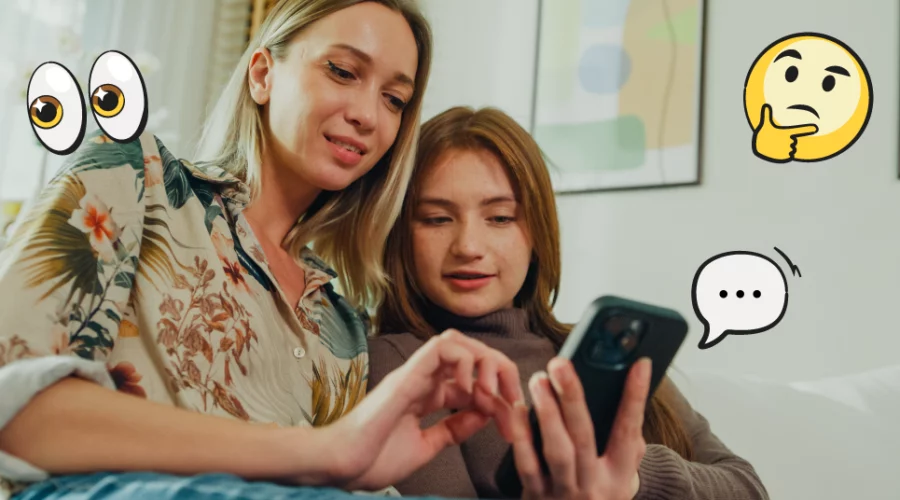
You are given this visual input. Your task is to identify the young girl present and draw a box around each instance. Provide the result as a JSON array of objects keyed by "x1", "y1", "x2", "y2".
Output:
[
  {"x1": 0, "y1": 2, "x2": 524, "y2": 499},
  {"x1": 369, "y1": 106, "x2": 770, "y2": 499}
]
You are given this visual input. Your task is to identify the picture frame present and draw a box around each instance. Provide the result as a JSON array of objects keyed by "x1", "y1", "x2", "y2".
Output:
[{"x1": 529, "y1": 0, "x2": 708, "y2": 194}]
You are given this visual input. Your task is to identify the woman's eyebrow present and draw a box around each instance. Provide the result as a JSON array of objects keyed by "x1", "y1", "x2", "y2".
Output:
[{"x1": 329, "y1": 43, "x2": 414, "y2": 88}]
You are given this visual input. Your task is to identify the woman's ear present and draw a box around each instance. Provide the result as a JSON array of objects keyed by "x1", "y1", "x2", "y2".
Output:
[{"x1": 248, "y1": 47, "x2": 274, "y2": 105}]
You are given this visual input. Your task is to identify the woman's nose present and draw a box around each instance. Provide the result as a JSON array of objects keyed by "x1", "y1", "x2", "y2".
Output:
[{"x1": 345, "y1": 90, "x2": 377, "y2": 132}]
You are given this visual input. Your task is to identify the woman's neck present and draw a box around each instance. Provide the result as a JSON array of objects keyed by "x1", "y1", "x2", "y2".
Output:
[{"x1": 242, "y1": 149, "x2": 321, "y2": 248}]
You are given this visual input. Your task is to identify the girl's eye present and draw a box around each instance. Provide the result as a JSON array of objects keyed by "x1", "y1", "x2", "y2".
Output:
[
  {"x1": 490, "y1": 216, "x2": 516, "y2": 224},
  {"x1": 423, "y1": 216, "x2": 451, "y2": 225},
  {"x1": 327, "y1": 61, "x2": 355, "y2": 80}
]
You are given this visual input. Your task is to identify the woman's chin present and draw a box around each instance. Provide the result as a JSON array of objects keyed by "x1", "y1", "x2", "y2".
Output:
[{"x1": 305, "y1": 173, "x2": 356, "y2": 192}]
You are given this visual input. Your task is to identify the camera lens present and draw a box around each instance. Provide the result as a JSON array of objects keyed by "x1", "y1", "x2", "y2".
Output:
[
  {"x1": 603, "y1": 315, "x2": 628, "y2": 335},
  {"x1": 588, "y1": 316, "x2": 646, "y2": 367}
]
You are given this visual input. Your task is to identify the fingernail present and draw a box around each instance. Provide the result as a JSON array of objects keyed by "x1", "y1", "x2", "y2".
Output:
[
  {"x1": 528, "y1": 371, "x2": 548, "y2": 396},
  {"x1": 548, "y1": 359, "x2": 569, "y2": 395}
]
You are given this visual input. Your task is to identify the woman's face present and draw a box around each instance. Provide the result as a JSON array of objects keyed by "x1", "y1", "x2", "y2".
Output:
[
  {"x1": 251, "y1": 2, "x2": 419, "y2": 191},
  {"x1": 411, "y1": 148, "x2": 533, "y2": 318}
]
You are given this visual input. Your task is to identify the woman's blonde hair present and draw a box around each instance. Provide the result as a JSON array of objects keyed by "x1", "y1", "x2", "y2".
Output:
[
  {"x1": 195, "y1": 0, "x2": 432, "y2": 309},
  {"x1": 376, "y1": 106, "x2": 694, "y2": 460}
]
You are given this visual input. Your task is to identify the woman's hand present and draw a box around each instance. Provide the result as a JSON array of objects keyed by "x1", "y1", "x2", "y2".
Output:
[
  {"x1": 511, "y1": 357, "x2": 653, "y2": 500},
  {"x1": 320, "y1": 329, "x2": 525, "y2": 491}
]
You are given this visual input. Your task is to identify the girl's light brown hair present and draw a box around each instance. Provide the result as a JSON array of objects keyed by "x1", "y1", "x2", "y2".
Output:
[
  {"x1": 376, "y1": 106, "x2": 693, "y2": 459},
  {"x1": 195, "y1": 0, "x2": 432, "y2": 309}
]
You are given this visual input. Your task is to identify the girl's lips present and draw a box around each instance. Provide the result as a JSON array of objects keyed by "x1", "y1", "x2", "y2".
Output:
[{"x1": 444, "y1": 275, "x2": 495, "y2": 290}]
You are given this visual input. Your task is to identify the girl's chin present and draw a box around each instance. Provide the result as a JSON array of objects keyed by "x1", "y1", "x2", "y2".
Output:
[{"x1": 440, "y1": 298, "x2": 502, "y2": 318}]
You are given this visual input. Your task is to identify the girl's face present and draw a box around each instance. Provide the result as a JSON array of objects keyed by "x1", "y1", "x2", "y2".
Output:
[
  {"x1": 251, "y1": 2, "x2": 419, "y2": 191},
  {"x1": 411, "y1": 148, "x2": 533, "y2": 317}
]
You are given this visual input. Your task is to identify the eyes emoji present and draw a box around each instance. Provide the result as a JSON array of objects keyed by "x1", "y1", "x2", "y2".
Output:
[
  {"x1": 27, "y1": 50, "x2": 148, "y2": 155},
  {"x1": 27, "y1": 63, "x2": 86, "y2": 155}
]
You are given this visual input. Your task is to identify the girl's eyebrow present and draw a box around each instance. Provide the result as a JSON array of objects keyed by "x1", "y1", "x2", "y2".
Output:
[{"x1": 417, "y1": 195, "x2": 517, "y2": 208}]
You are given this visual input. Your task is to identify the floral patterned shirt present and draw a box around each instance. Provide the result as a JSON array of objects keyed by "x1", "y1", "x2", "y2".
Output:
[{"x1": 0, "y1": 130, "x2": 375, "y2": 496}]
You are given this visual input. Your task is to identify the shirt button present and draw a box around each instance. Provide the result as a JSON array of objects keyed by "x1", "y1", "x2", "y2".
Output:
[{"x1": 293, "y1": 347, "x2": 306, "y2": 359}]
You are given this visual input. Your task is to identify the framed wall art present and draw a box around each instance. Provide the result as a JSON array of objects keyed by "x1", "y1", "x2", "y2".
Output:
[{"x1": 530, "y1": 0, "x2": 707, "y2": 194}]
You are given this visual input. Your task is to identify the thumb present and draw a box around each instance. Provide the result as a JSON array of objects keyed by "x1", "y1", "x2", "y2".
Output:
[
  {"x1": 422, "y1": 409, "x2": 491, "y2": 451},
  {"x1": 758, "y1": 104, "x2": 773, "y2": 129},
  {"x1": 789, "y1": 124, "x2": 819, "y2": 138}
]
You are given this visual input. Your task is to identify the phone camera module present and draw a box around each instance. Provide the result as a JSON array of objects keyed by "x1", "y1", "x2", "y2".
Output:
[{"x1": 588, "y1": 315, "x2": 646, "y2": 367}]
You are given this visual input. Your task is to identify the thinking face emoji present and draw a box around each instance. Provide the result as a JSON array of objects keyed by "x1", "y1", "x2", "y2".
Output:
[{"x1": 744, "y1": 33, "x2": 872, "y2": 163}]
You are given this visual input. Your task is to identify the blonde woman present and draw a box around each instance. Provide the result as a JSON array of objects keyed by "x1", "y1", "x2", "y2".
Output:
[{"x1": 0, "y1": 2, "x2": 524, "y2": 499}]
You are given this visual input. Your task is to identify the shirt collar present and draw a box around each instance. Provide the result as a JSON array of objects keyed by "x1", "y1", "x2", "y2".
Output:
[
  {"x1": 182, "y1": 160, "x2": 338, "y2": 285},
  {"x1": 181, "y1": 159, "x2": 251, "y2": 207}
]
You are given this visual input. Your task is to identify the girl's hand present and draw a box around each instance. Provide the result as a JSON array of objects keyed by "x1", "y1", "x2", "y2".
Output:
[
  {"x1": 511, "y1": 357, "x2": 652, "y2": 500},
  {"x1": 321, "y1": 329, "x2": 525, "y2": 491}
]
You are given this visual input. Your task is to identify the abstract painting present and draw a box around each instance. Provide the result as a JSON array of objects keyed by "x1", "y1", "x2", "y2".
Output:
[{"x1": 531, "y1": 0, "x2": 706, "y2": 193}]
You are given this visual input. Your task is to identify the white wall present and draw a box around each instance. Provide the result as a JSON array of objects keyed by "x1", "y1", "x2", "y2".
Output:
[
  {"x1": 421, "y1": 1, "x2": 899, "y2": 498},
  {"x1": 420, "y1": 0, "x2": 899, "y2": 383}
]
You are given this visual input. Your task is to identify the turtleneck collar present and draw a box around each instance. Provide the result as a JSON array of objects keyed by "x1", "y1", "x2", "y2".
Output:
[{"x1": 422, "y1": 302, "x2": 537, "y2": 340}]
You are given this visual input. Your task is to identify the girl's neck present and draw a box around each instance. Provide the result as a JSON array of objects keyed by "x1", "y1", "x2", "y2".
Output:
[{"x1": 423, "y1": 302, "x2": 534, "y2": 340}]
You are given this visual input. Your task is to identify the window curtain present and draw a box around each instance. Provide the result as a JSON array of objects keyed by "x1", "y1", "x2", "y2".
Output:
[{"x1": 0, "y1": 0, "x2": 252, "y2": 241}]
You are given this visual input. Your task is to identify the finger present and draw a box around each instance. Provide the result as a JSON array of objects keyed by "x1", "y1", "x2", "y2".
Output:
[
  {"x1": 430, "y1": 331, "x2": 476, "y2": 393},
  {"x1": 435, "y1": 380, "x2": 476, "y2": 411},
  {"x1": 442, "y1": 331, "x2": 525, "y2": 405},
  {"x1": 789, "y1": 124, "x2": 818, "y2": 138},
  {"x1": 758, "y1": 103, "x2": 773, "y2": 129},
  {"x1": 547, "y1": 357, "x2": 597, "y2": 487},
  {"x1": 407, "y1": 331, "x2": 468, "y2": 381},
  {"x1": 605, "y1": 358, "x2": 652, "y2": 470},
  {"x1": 497, "y1": 357, "x2": 526, "y2": 407},
  {"x1": 475, "y1": 388, "x2": 519, "y2": 443},
  {"x1": 530, "y1": 371, "x2": 578, "y2": 497},
  {"x1": 509, "y1": 402, "x2": 547, "y2": 497},
  {"x1": 475, "y1": 355, "x2": 499, "y2": 397}
]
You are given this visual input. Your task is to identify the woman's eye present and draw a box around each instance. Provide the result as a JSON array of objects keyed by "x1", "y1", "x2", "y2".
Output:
[
  {"x1": 89, "y1": 50, "x2": 148, "y2": 143},
  {"x1": 387, "y1": 95, "x2": 407, "y2": 111},
  {"x1": 328, "y1": 61, "x2": 355, "y2": 80},
  {"x1": 490, "y1": 216, "x2": 515, "y2": 224},
  {"x1": 27, "y1": 62, "x2": 86, "y2": 155}
]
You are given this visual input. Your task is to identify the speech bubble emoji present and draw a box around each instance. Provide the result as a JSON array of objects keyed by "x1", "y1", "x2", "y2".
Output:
[
  {"x1": 744, "y1": 33, "x2": 872, "y2": 163},
  {"x1": 692, "y1": 248, "x2": 800, "y2": 349}
]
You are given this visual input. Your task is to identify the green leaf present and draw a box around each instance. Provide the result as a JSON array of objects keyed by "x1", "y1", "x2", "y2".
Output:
[
  {"x1": 105, "y1": 309, "x2": 122, "y2": 323},
  {"x1": 204, "y1": 204, "x2": 224, "y2": 233},
  {"x1": 114, "y1": 271, "x2": 134, "y2": 289},
  {"x1": 160, "y1": 143, "x2": 192, "y2": 209}
]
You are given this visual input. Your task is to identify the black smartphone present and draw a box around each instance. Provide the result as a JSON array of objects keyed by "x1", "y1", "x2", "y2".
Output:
[{"x1": 494, "y1": 295, "x2": 688, "y2": 498}]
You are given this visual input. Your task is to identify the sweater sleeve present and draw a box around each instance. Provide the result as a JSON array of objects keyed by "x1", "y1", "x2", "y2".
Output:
[
  {"x1": 635, "y1": 380, "x2": 770, "y2": 500},
  {"x1": 366, "y1": 334, "x2": 479, "y2": 498}
]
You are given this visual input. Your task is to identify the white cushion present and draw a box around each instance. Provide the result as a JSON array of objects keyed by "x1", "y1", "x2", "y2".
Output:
[{"x1": 672, "y1": 366, "x2": 900, "y2": 500}]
